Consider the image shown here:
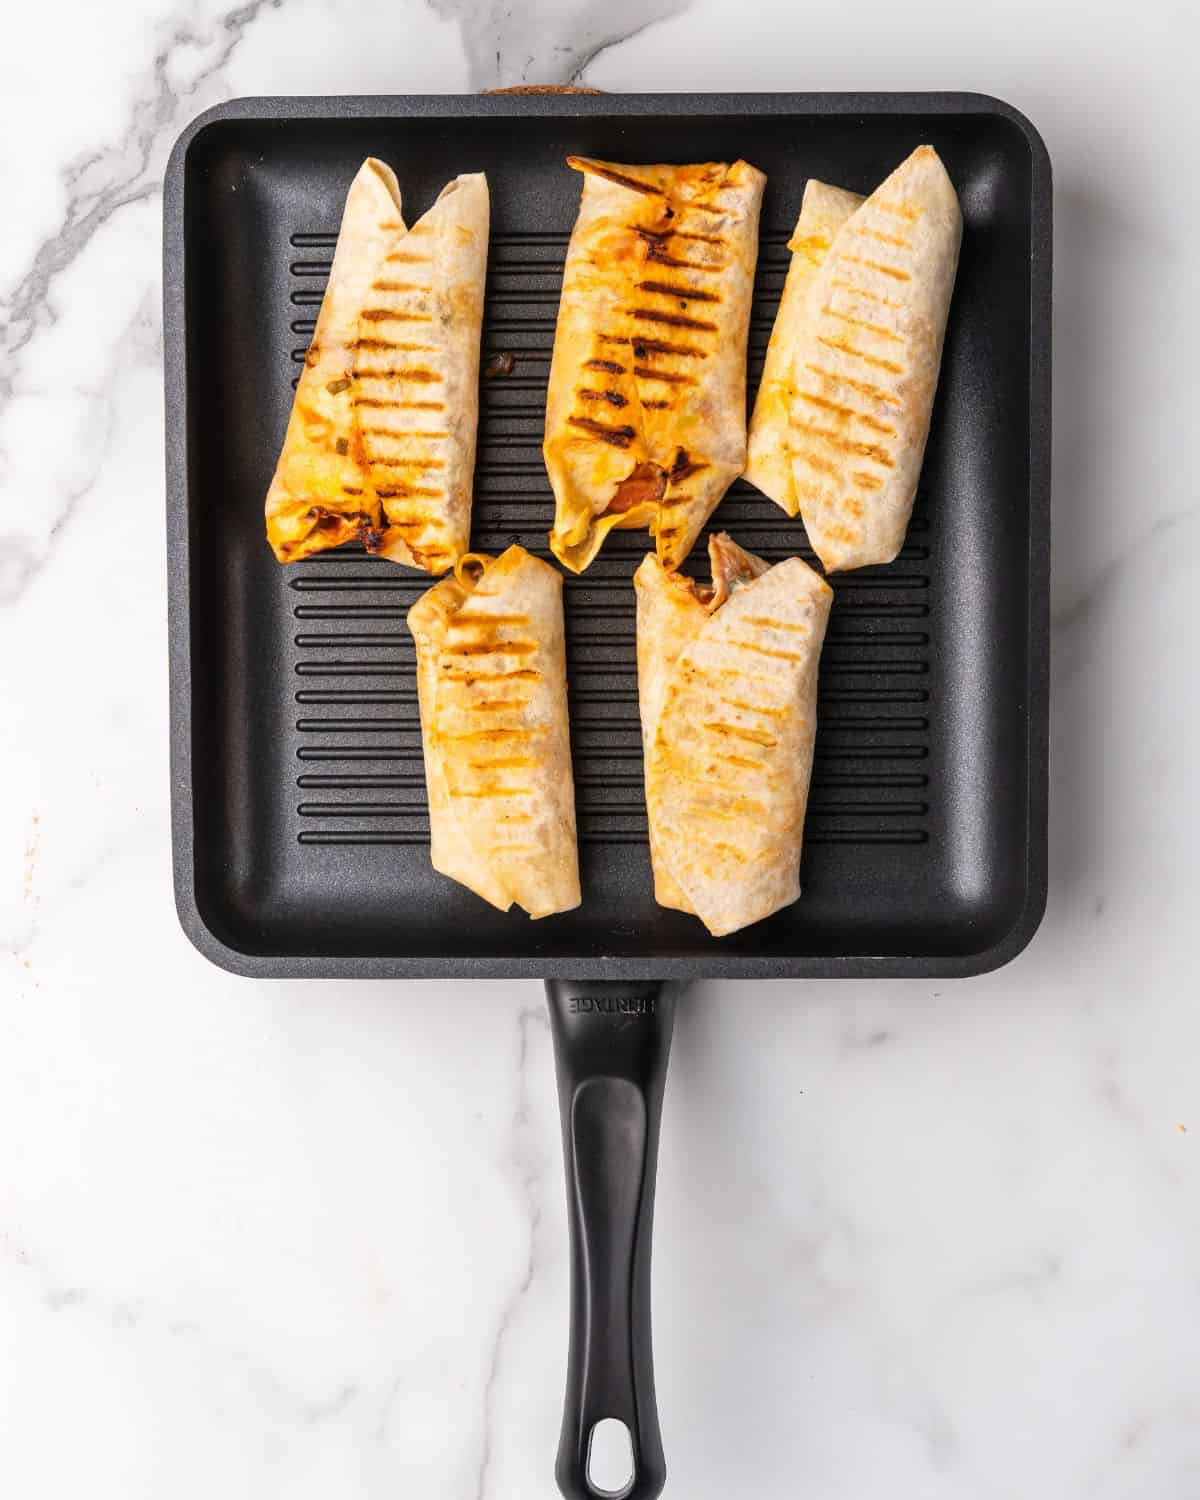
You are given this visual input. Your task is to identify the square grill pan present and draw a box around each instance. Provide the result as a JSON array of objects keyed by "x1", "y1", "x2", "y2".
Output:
[{"x1": 164, "y1": 92, "x2": 1050, "y2": 979}]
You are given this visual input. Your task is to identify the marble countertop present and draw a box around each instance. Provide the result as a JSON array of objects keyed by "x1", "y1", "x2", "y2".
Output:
[{"x1": 3, "y1": 2, "x2": 1197, "y2": 1496}]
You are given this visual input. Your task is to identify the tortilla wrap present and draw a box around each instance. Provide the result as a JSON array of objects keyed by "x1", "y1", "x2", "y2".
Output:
[
  {"x1": 635, "y1": 534, "x2": 832, "y2": 937},
  {"x1": 745, "y1": 181, "x2": 865, "y2": 508},
  {"x1": 407, "y1": 545, "x2": 580, "y2": 917},
  {"x1": 744, "y1": 146, "x2": 961, "y2": 572},
  {"x1": 544, "y1": 156, "x2": 765, "y2": 574},
  {"x1": 265, "y1": 159, "x2": 489, "y2": 573}
]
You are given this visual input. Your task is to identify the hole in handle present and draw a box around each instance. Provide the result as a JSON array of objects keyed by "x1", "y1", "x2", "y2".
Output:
[{"x1": 586, "y1": 1418, "x2": 635, "y2": 1497}]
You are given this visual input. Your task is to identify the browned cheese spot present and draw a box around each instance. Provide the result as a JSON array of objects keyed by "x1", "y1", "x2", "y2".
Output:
[
  {"x1": 830, "y1": 279, "x2": 903, "y2": 310},
  {"x1": 670, "y1": 449, "x2": 708, "y2": 482},
  {"x1": 727, "y1": 639, "x2": 807, "y2": 663},
  {"x1": 701, "y1": 722, "x2": 779, "y2": 748},
  {"x1": 356, "y1": 339, "x2": 436, "y2": 353},
  {"x1": 630, "y1": 307, "x2": 718, "y2": 333},
  {"x1": 361, "y1": 365, "x2": 442, "y2": 384},
  {"x1": 369, "y1": 457, "x2": 447, "y2": 470},
  {"x1": 796, "y1": 391, "x2": 897, "y2": 435},
  {"x1": 741, "y1": 617, "x2": 810, "y2": 634},
  {"x1": 633, "y1": 365, "x2": 695, "y2": 385},
  {"x1": 352, "y1": 350, "x2": 438, "y2": 367},
  {"x1": 792, "y1": 422, "x2": 896, "y2": 468},
  {"x1": 851, "y1": 470, "x2": 885, "y2": 491},
  {"x1": 444, "y1": 730, "x2": 533, "y2": 744},
  {"x1": 718, "y1": 694, "x2": 788, "y2": 717},
  {"x1": 443, "y1": 640, "x2": 538, "y2": 658},
  {"x1": 360, "y1": 309, "x2": 433, "y2": 323},
  {"x1": 823, "y1": 308, "x2": 906, "y2": 344},
  {"x1": 815, "y1": 336, "x2": 905, "y2": 375},
  {"x1": 578, "y1": 388, "x2": 629, "y2": 409},
  {"x1": 451, "y1": 614, "x2": 530, "y2": 629},
  {"x1": 635, "y1": 279, "x2": 720, "y2": 303},
  {"x1": 566, "y1": 415, "x2": 636, "y2": 449},
  {"x1": 630, "y1": 336, "x2": 705, "y2": 361},
  {"x1": 803, "y1": 363, "x2": 902, "y2": 408},
  {"x1": 849, "y1": 225, "x2": 913, "y2": 250},
  {"x1": 838, "y1": 254, "x2": 913, "y2": 283},
  {"x1": 567, "y1": 156, "x2": 661, "y2": 195}
]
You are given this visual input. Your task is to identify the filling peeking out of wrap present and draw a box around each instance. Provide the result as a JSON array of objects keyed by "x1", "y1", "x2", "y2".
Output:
[
  {"x1": 635, "y1": 534, "x2": 832, "y2": 937},
  {"x1": 407, "y1": 545, "x2": 580, "y2": 918},
  {"x1": 745, "y1": 146, "x2": 962, "y2": 573},
  {"x1": 544, "y1": 156, "x2": 766, "y2": 574},
  {"x1": 265, "y1": 159, "x2": 489, "y2": 574}
]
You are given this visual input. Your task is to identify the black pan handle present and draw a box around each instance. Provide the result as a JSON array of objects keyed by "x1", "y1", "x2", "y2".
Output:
[{"x1": 546, "y1": 979, "x2": 679, "y2": 1500}]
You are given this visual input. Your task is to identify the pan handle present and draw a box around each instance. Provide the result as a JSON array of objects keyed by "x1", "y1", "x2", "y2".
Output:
[{"x1": 546, "y1": 979, "x2": 679, "y2": 1500}]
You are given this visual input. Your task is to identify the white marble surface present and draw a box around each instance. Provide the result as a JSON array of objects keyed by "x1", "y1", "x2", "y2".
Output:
[{"x1": 2, "y1": 1, "x2": 1198, "y2": 1496}]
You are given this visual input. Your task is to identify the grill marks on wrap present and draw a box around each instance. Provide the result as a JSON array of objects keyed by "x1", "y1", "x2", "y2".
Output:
[
  {"x1": 786, "y1": 201, "x2": 927, "y2": 548},
  {"x1": 352, "y1": 223, "x2": 454, "y2": 571},
  {"x1": 624, "y1": 194, "x2": 728, "y2": 415},
  {"x1": 266, "y1": 167, "x2": 490, "y2": 572},
  {"x1": 652, "y1": 605, "x2": 814, "y2": 856},
  {"x1": 568, "y1": 160, "x2": 662, "y2": 196},
  {"x1": 560, "y1": 160, "x2": 742, "y2": 552},
  {"x1": 436, "y1": 609, "x2": 543, "y2": 819},
  {"x1": 566, "y1": 415, "x2": 636, "y2": 448}
]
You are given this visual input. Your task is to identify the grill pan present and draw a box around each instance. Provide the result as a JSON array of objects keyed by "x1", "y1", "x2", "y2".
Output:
[{"x1": 165, "y1": 92, "x2": 1050, "y2": 1499}]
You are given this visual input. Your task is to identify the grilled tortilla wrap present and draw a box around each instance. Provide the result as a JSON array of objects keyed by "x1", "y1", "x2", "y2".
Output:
[
  {"x1": 545, "y1": 156, "x2": 766, "y2": 574},
  {"x1": 745, "y1": 180, "x2": 864, "y2": 507},
  {"x1": 635, "y1": 534, "x2": 832, "y2": 937},
  {"x1": 744, "y1": 146, "x2": 961, "y2": 573},
  {"x1": 407, "y1": 545, "x2": 580, "y2": 917},
  {"x1": 265, "y1": 159, "x2": 489, "y2": 573}
]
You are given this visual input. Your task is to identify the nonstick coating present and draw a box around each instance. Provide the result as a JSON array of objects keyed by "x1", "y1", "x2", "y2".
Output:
[{"x1": 164, "y1": 92, "x2": 1050, "y2": 978}]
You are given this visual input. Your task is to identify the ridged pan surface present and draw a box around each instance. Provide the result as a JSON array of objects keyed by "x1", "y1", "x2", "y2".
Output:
[{"x1": 165, "y1": 94, "x2": 1050, "y2": 977}]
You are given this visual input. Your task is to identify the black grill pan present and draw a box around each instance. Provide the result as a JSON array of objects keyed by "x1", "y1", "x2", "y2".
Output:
[{"x1": 165, "y1": 92, "x2": 1050, "y2": 1499}]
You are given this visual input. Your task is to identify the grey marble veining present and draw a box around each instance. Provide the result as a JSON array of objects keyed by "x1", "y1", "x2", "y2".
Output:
[
  {"x1": 429, "y1": 0, "x2": 690, "y2": 89},
  {"x1": 0, "y1": 0, "x2": 296, "y2": 606}
]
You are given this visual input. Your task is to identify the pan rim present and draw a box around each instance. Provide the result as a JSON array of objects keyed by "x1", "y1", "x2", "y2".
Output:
[{"x1": 164, "y1": 90, "x2": 1050, "y2": 982}]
